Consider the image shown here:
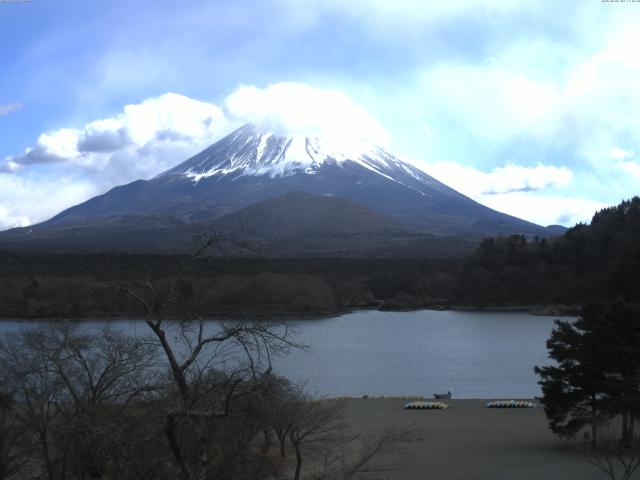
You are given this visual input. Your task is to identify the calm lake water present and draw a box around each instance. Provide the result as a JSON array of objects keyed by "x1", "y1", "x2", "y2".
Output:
[{"x1": 0, "y1": 309, "x2": 563, "y2": 399}]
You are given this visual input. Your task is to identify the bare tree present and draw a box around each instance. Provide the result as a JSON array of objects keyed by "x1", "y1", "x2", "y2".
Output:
[
  {"x1": 34, "y1": 323, "x2": 159, "y2": 412},
  {"x1": 310, "y1": 426, "x2": 410, "y2": 480},
  {"x1": 0, "y1": 390, "x2": 24, "y2": 480},
  {"x1": 117, "y1": 238, "x2": 301, "y2": 479},
  {"x1": 0, "y1": 323, "x2": 161, "y2": 480},
  {"x1": 41, "y1": 323, "x2": 159, "y2": 479},
  {"x1": 286, "y1": 394, "x2": 346, "y2": 480},
  {"x1": 277, "y1": 388, "x2": 410, "y2": 480},
  {"x1": 0, "y1": 329, "x2": 65, "y2": 480},
  {"x1": 585, "y1": 434, "x2": 640, "y2": 480}
]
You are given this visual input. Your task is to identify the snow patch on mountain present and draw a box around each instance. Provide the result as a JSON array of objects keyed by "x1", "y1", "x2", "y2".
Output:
[{"x1": 161, "y1": 124, "x2": 436, "y2": 197}]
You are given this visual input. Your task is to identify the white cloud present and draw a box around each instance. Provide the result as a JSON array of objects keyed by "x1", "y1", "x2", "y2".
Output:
[
  {"x1": 121, "y1": 93, "x2": 226, "y2": 146},
  {"x1": 0, "y1": 173, "x2": 98, "y2": 230},
  {"x1": 419, "y1": 161, "x2": 573, "y2": 196},
  {"x1": 3, "y1": 84, "x2": 389, "y2": 181},
  {"x1": 620, "y1": 161, "x2": 640, "y2": 179},
  {"x1": 413, "y1": 160, "x2": 598, "y2": 226},
  {"x1": 0, "y1": 160, "x2": 20, "y2": 174},
  {"x1": 0, "y1": 102, "x2": 22, "y2": 117},
  {"x1": 416, "y1": 63, "x2": 565, "y2": 147},
  {"x1": 610, "y1": 147, "x2": 634, "y2": 161},
  {"x1": 223, "y1": 82, "x2": 390, "y2": 145},
  {"x1": 3, "y1": 93, "x2": 231, "y2": 181},
  {"x1": 0, "y1": 93, "x2": 236, "y2": 229},
  {"x1": 480, "y1": 193, "x2": 605, "y2": 227},
  {"x1": 37, "y1": 128, "x2": 80, "y2": 159},
  {"x1": 412, "y1": 22, "x2": 640, "y2": 177},
  {"x1": 440, "y1": 70, "x2": 556, "y2": 133}
]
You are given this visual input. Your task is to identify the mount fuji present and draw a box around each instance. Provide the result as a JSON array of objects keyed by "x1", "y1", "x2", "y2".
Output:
[{"x1": 0, "y1": 124, "x2": 563, "y2": 255}]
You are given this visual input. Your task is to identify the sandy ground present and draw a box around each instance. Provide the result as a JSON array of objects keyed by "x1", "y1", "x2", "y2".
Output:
[{"x1": 340, "y1": 398, "x2": 602, "y2": 480}]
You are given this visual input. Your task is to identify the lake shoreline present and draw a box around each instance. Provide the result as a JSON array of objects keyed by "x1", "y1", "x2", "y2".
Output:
[
  {"x1": 327, "y1": 395, "x2": 540, "y2": 401},
  {"x1": 0, "y1": 303, "x2": 579, "y2": 322}
]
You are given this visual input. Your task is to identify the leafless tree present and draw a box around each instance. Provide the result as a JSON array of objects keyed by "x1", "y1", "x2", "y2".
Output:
[
  {"x1": 0, "y1": 329, "x2": 65, "y2": 480},
  {"x1": 268, "y1": 383, "x2": 409, "y2": 480},
  {"x1": 0, "y1": 390, "x2": 25, "y2": 480},
  {"x1": 0, "y1": 323, "x2": 160, "y2": 480},
  {"x1": 117, "y1": 238, "x2": 301, "y2": 479},
  {"x1": 33, "y1": 323, "x2": 159, "y2": 412},
  {"x1": 41, "y1": 323, "x2": 159, "y2": 479},
  {"x1": 584, "y1": 434, "x2": 640, "y2": 480},
  {"x1": 309, "y1": 426, "x2": 410, "y2": 480},
  {"x1": 287, "y1": 395, "x2": 346, "y2": 480}
]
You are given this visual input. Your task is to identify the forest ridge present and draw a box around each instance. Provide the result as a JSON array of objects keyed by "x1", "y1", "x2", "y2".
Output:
[{"x1": 0, "y1": 196, "x2": 638, "y2": 320}]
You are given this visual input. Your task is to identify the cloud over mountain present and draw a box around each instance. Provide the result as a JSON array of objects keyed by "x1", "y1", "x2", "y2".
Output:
[
  {"x1": 224, "y1": 83, "x2": 389, "y2": 145},
  {"x1": 2, "y1": 84, "x2": 390, "y2": 183}
]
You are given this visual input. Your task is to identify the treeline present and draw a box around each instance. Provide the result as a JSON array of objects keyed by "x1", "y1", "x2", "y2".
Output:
[
  {"x1": 2, "y1": 196, "x2": 640, "y2": 318},
  {"x1": 455, "y1": 197, "x2": 640, "y2": 307},
  {"x1": 0, "y1": 255, "x2": 459, "y2": 319}
]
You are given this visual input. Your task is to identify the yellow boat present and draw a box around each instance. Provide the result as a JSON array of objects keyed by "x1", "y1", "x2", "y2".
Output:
[{"x1": 404, "y1": 401, "x2": 449, "y2": 410}]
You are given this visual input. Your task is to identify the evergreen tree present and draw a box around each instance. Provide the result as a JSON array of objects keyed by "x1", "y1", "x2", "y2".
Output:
[
  {"x1": 535, "y1": 300, "x2": 640, "y2": 445},
  {"x1": 535, "y1": 317, "x2": 608, "y2": 445},
  {"x1": 590, "y1": 300, "x2": 640, "y2": 443}
]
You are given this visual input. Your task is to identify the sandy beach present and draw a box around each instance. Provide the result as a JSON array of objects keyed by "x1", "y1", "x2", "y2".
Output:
[{"x1": 341, "y1": 398, "x2": 602, "y2": 480}]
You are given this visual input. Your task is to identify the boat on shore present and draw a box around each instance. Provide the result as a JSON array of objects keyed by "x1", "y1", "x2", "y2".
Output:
[
  {"x1": 433, "y1": 391, "x2": 452, "y2": 399},
  {"x1": 486, "y1": 400, "x2": 535, "y2": 408},
  {"x1": 405, "y1": 401, "x2": 449, "y2": 410}
]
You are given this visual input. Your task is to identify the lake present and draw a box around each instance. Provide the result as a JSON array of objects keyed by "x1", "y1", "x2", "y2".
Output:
[{"x1": 0, "y1": 309, "x2": 563, "y2": 399}]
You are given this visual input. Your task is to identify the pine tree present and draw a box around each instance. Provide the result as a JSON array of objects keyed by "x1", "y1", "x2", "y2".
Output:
[
  {"x1": 535, "y1": 299, "x2": 640, "y2": 445},
  {"x1": 535, "y1": 317, "x2": 608, "y2": 445}
]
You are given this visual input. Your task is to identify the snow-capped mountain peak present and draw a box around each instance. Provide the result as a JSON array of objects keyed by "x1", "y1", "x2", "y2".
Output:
[{"x1": 161, "y1": 124, "x2": 431, "y2": 190}]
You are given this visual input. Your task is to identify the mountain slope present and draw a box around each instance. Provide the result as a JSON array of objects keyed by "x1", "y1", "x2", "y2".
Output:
[
  {"x1": 209, "y1": 191, "x2": 467, "y2": 257},
  {"x1": 0, "y1": 191, "x2": 479, "y2": 257},
  {"x1": 213, "y1": 191, "x2": 403, "y2": 238},
  {"x1": 42, "y1": 124, "x2": 553, "y2": 237},
  {"x1": 0, "y1": 124, "x2": 563, "y2": 254}
]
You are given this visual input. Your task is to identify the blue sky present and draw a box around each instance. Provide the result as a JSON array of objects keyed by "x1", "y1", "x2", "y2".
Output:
[{"x1": 1, "y1": 0, "x2": 639, "y2": 229}]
